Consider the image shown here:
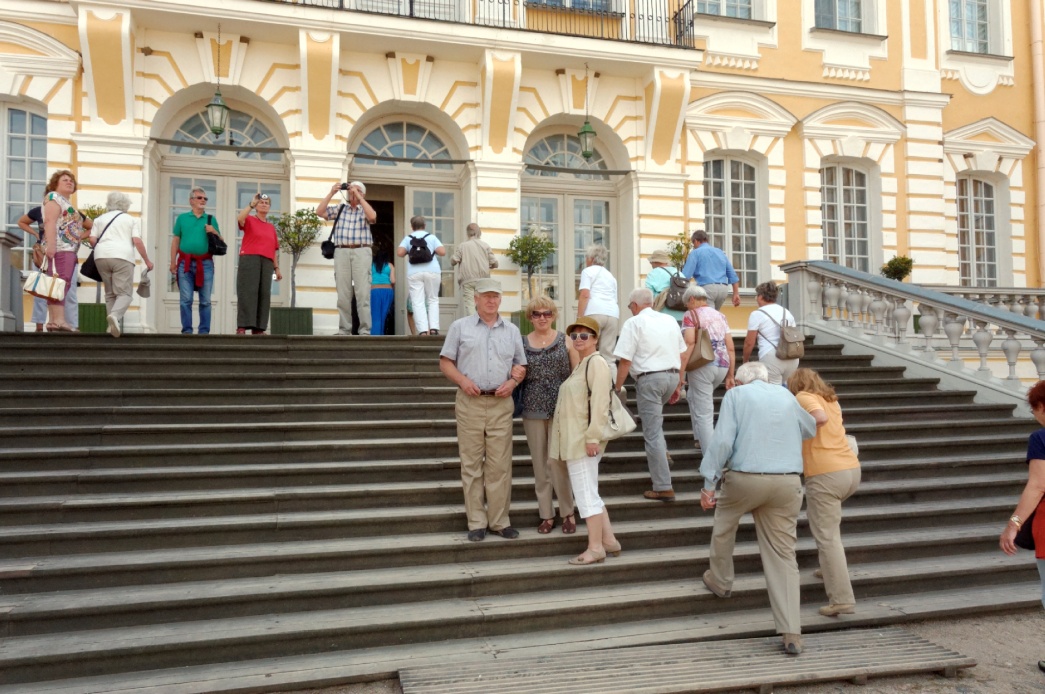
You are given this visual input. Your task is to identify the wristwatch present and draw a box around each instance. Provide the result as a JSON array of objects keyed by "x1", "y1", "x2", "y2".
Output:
[{"x1": 1009, "y1": 514, "x2": 1022, "y2": 528}]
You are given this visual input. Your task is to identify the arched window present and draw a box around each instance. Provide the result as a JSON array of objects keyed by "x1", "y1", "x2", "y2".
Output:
[
  {"x1": 355, "y1": 121, "x2": 453, "y2": 169},
  {"x1": 820, "y1": 163, "x2": 871, "y2": 273},
  {"x1": 2, "y1": 105, "x2": 47, "y2": 272},
  {"x1": 524, "y1": 133, "x2": 609, "y2": 181},
  {"x1": 170, "y1": 110, "x2": 280, "y2": 161},
  {"x1": 957, "y1": 176, "x2": 998, "y2": 286},
  {"x1": 703, "y1": 157, "x2": 760, "y2": 287}
]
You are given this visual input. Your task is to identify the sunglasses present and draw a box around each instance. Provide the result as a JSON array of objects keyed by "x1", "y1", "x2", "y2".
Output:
[
  {"x1": 193, "y1": 196, "x2": 208, "y2": 201},
  {"x1": 569, "y1": 332, "x2": 595, "y2": 341},
  {"x1": 530, "y1": 310, "x2": 554, "y2": 318}
]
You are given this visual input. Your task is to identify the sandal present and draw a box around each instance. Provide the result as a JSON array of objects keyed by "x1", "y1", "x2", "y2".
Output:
[
  {"x1": 54, "y1": 323, "x2": 77, "y2": 332},
  {"x1": 561, "y1": 515, "x2": 576, "y2": 534},
  {"x1": 568, "y1": 549, "x2": 606, "y2": 565},
  {"x1": 45, "y1": 322, "x2": 59, "y2": 332},
  {"x1": 537, "y1": 518, "x2": 555, "y2": 534}
]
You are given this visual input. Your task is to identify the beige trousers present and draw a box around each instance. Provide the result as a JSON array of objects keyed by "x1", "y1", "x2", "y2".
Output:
[
  {"x1": 805, "y1": 467, "x2": 861, "y2": 606},
  {"x1": 96, "y1": 257, "x2": 135, "y2": 323},
  {"x1": 759, "y1": 352, "x2": 799, "y2": 386},
  {"x1": 455, "y1": 391, "x2": 514, "y2": 531},
  {"x1": 460, "y1": 279, "x2": 479, "y2": 315},
  {"x1": 522, "y1": 417, "x2": 575, "y2": 520},
  {"x1": 587, "y1": 313, "x2": 619, "y2": 368},
  {"x1": 334, "y1": 246, "x2": 372, "y2": 335},
  {"x1": 709, "y1": 471, "x2": 804, "y2": 635}
]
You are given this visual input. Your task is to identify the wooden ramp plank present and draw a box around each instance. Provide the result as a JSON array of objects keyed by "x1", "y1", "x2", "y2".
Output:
[{"x1": 399, "y1": 627, "x2": 975, "y2": 694}]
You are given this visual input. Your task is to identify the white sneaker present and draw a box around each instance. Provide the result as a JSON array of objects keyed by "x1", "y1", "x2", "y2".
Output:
[{"x1": 107, "y1": 314, "x2": 121, "y2": 338}]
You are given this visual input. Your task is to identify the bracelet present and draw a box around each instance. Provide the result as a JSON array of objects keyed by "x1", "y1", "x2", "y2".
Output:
[{"x1": 1009, "y1": 514, "x2": 1022, "y2": 529}]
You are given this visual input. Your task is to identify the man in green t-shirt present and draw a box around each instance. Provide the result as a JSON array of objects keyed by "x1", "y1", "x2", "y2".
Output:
[{"x1": 169, "y1": 187, "x2": 220, "y2": 334}]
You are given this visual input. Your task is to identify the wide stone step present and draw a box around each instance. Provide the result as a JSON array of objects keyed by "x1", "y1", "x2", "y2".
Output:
[
  {"x1": 0, "y1": 411, "x2": 1026, "y2": 449},
  {"x1": 0, "y1": 490, "x2": 1021, "y2": 558},
  {"x1": 0, "y1": 580, "x2": 1037, "y2": 694},
  {"x1": 0, "y1": 548, "x2": 1034, "y2": 686},
  {"x1": 0, "y1": 466, "x2": 1026, "y2": 526},
  {"x1": 0, "y1": 524, "x2": 1028, "y2": 637}
]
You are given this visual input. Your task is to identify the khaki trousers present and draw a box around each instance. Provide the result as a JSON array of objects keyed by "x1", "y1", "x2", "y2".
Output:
[
  {"x1": 96, "y1": 257, "x2": 135, "y2": 323},
  {"x1": 522, "y1": 417, "x2": 574, "y2": 520},
  {"x1": 759, "y1": 352, "x2": 799, "y2": 386},
  {"x1": 805, "y1": 467, "x2": 861, "y2": 606},
  {"x1": 460, "y1": 279, "x2": 479, "y2": 315},
  {"x1": 587, "y1": 313, "x2": 619, "y2": 368},
  {"x1": 334, "y1": 246, "x2": 372, "y2": 335},
  {"x1": 709, "y1": 471, "x2": 804, "y2": 634},
  {"x1": 455, "y1": 391, "x2": 514, "y2": 531},
  {"x1": 702, "y1": 283, "x2": 729, "y2": 311}
]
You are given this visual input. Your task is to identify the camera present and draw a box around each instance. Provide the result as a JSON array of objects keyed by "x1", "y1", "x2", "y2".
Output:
[
  {"x1": 339, "y1": 183, "x2": 350, "y2": 191},
  {"x1": 256, "y1": 193, "x2": 269, "y2": 201}
]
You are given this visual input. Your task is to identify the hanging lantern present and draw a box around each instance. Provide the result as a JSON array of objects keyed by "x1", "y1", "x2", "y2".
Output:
[
  {"x1": 578, "y1": 119, "x2": 596, "y2": 161},
  {"x1": 206, "y1": 89, "x2": 230, "y2": 137}
]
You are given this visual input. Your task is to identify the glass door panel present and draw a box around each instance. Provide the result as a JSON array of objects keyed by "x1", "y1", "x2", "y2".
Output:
[
  {"x1": 520, "y1": 195, "x2": 560, "y2": 303},
  {"x1": 235, "y1": 181, "x2": 283, "y2": 301}
]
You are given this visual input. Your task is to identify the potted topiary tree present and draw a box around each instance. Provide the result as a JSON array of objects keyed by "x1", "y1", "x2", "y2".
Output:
[
  {"x1": 504, "y1": 224, "x2": 557, "y2": 333},
  {"x1": 881, "y1": 255, "x2": 913, "y2": 282},
  {"x1": 666, "y1": 230, "x2": 691, "y2": 272},
  {"x1": 269, "y1": 208, "x2": 323, "y2": 335},
  {"x1": 77, "y1": 204, "x2": 109, "y2": 333}
]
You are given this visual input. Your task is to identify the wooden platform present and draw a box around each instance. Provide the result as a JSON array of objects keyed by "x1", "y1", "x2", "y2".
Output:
[{"x1": 399, "y1": 626, "x2": 976, "y2": 694}]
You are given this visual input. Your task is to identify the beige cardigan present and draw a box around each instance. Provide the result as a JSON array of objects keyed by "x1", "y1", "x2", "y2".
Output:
[{"x1": 549, "y1": 353, "x2": 612, "y2": 461}]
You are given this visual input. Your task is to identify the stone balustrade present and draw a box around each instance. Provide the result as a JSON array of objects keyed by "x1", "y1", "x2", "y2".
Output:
[{"x1": 781, "y1": 260, "x2": 1045, "y2": 398}]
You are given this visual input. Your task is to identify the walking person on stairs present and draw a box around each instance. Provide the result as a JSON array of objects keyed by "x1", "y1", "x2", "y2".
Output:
[{"x1": 397, "y1": 215, "x2": 445, "y2": 336}]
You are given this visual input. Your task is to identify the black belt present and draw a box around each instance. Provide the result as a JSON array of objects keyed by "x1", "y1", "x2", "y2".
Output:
[
  {"x1": 731, "y1": 470, "x2": 800, "y2": 476},
  {"x1": 336, "y1": 243, "x2": 371, "y2": 249},
  {"x1": 477, "y1": 389, "x2": 498, "y2": 396},
  {"x1": 636, "y1": 369, "x2": 678, "y2": 380}
]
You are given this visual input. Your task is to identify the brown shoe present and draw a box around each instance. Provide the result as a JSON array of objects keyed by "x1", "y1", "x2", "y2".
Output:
[
  {"x1": 643, "y1": 489, "x2": 675, "y2": 502},
  {"x1": 819, "y1": 603, "x2": 855, "y2": 617},
  {"x1": 782, "y1": 633, "x2": 803, "y2": 655},
  {"x1": 702, "y1": 569, "x2": 731, "y2": 598}
]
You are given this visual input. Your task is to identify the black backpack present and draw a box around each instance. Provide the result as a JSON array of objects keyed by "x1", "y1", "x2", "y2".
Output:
[{"x1": 407, "y1": 233, "x2": 433, "y2": 264}]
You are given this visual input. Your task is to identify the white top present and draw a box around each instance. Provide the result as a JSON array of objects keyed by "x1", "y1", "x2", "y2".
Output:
[
  {"x1": 747, "y1": 303, "x2": 797, "y2": 360},
  {"x1": 613, "y1": 307, "x2": 686, "y2": 374},
  {"x1": 91, "y1": 211, "x2": 140, "y2": 264},
  {"x1": 579, "y1": 265, "x2": 619, "y2": 318},
  {"x1": 399, "y1": 230, "x2": 444, "y2": 276}
]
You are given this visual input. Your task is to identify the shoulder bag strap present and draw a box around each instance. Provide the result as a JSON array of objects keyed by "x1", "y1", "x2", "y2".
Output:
[
  {"x1": 94, "y1": 212, "x2": 123, "y2": 245},
  {"x1": 755, "y1": 307, "x2": 783, "y2": 348},
  {"x1": 688, "y1": 307, "x2": 701, "y2": 329},
  {"x1": 326, "y1": 204, "x2": 345, "y2": 244}
]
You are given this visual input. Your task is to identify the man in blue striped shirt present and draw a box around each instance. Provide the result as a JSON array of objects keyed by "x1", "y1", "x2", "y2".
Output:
[{"x1": 681, "y1": 229, "x2": 741, "y2": 310}]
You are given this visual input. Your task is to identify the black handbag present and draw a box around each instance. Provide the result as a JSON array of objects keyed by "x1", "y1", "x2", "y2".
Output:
[
  {"x1": 206, "y1": 216, "x2": 227, "y2": 256},
  {"x1": 321, "y1": 204, "x2": 346, "y2": 260},
  {"x1": 80, "y1": 212, "x2": 122, "y2": 282},
  {"x1": 1014, "y1": 508, "x2": 1037, "y2": 551},
  {"x1": 512, "y1": 379, "x2": 526, "y2": 418}
]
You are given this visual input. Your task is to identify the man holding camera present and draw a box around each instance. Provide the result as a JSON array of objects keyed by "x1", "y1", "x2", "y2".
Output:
[{"x1": 318, "y1": 181, "x2": 377, "y2": 335}]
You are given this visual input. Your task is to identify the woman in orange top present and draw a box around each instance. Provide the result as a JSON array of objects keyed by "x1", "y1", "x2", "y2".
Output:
[{"x1": 789, "y1": 368, "x2": 861, "y2": 617}]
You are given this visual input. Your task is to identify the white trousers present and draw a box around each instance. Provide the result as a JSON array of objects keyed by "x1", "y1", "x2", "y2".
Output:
[{"x1": 408, "y1": 271, "x2": 441, "y2": 333}]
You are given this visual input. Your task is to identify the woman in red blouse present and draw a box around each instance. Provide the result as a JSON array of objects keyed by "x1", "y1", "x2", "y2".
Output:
[{"x1": 236, "y1": 193, "x2": 282, "y2": 335}]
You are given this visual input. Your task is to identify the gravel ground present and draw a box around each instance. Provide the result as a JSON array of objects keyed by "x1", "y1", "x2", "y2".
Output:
[{"x1": 285, "y1": 612, "x2": 1044, "y2": 694}]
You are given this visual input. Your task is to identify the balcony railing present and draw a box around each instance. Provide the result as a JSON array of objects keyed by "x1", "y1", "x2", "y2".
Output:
[{"x1": 271, "y1": 0, "x2": 698, "y2": 48}]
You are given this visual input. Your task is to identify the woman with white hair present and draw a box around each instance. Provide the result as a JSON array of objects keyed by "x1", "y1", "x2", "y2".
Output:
[
  {"x1": 680, "y1": 284, "x2": 735, "y2": 452},
  {"x1": 88, "y1": 191, "x2": 154, "y2": 337},
  {"x1": 576, "y1": 244, "x2": 620, "y2": 366}
]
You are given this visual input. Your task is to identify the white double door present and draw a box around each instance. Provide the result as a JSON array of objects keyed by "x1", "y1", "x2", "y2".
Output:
[
  {"x1": 160, "y1": 175, "x2": 284, "y2": 334},
  {"x1": 520, "y1": 193, "x2": 613, "y2": 324}
]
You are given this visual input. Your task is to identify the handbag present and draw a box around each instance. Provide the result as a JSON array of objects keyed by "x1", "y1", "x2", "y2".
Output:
[
  {"x1": 206, "y1": 216, "x2": 227, "y2": 257},
  {"x1": 685, "y1": 309, "x2": 715, "y2": 372},
  {"x1": 80, "y1": 212, "x2": 123, "y2": 282},
  {"x1": 32, "y1": 243, "x2": 44, "y2": 269},
  {"x1": 586, "y1": 357, "x2": 637, "y2": 442},
  {"x1": 1014, "y1": 508, "x2": 1036, "y2": 551},
  {"x1": 512, "y1": 379, "x2": 526, "y2": 418},
  {"x1": 320, "y1": 204, "x2": 346, "y2": 260},
  {"x1": 758, "y1": 307, "x2": 805, "y2": 360},
  {"x1": 23, "y1": 261, "x2": 66, "y2": 302},
  {"x1": 845, "y1": 434, "x2": 859, "y2": 457}
]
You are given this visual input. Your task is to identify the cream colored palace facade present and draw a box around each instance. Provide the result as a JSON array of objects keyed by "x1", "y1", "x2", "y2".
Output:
[{"x1": 1, "y1": 0, "x2": 1042, "y2": 334}]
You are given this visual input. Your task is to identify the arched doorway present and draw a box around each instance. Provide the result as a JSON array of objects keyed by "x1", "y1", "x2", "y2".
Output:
[
  {"x1": 347, "y1": 117, "x2": 465, "y2": 333},
  {"x1": 521, "y1": 130, "x2": 615, "y2": 323},
  {"x1": 155, "y1": 105, "x2": 288, "y2": 334}
]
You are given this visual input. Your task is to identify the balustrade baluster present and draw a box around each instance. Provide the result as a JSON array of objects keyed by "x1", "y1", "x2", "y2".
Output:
[
  {"x1": 1000, "y1": 329, "x2": 1021, "y2": 381},
  {"x1": 943, "y1": 312, "x2": 965, "y2": 363},
  {"x1": 917, "y1": 304, "x2": 938, "y2": 353},
  {"x1": 823, "y1": 281, "x2": 840, "y2": 322},
  {"x1": 892, "y1": 298, "x2": 911, "y2": 344},
  {"x1": 806, "y1": 276, "x2": 822, "y2": 321},
  {"x1": 844, "y1": 285, "x2": 861, "y2": 328},
  {"x1": 869, "y1": 293, "x2": 887, "y2": 336},
  {"x1": 1031, "y1": 338, "x2": 1045, "y2": 380},
  {"x1": 860, "y1": 290, "x2": 873, "y2": 330},
  {"x1": 971, "y1": 320, "x2": 992, "y2": 373}
]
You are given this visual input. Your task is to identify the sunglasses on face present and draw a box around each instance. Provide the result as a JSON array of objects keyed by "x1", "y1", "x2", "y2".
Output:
[
  {"x1": 569, "y1": 332, "x2": 595, "y2": 341},
  {"x1": 193, "y1": 196, "x2": 208, "y2": 201},
  {"x1": 530, "y1": 310, "x2": 554, "y2": 318}
]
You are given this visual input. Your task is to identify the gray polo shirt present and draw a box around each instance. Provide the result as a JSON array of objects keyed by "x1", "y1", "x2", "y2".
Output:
[{"x1": 441, "y1": 314, "x2": 526, "y2": 391}]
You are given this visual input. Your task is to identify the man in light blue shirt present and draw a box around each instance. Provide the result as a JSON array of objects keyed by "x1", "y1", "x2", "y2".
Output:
[
  {"x1": 681, "y1": 229, "x2": 741, "y2": 310},
  {"x1": 698, "y1": 361, "x2": 816, "y2": 655}
]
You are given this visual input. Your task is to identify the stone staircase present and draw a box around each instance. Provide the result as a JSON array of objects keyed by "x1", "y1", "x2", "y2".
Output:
[{"x1": 0, "y1": 333, "x2": 1040, "y2": 693}]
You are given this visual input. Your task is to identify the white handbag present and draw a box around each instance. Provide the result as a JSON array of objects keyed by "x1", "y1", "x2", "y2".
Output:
[
  {"x1": 585, "y1": 357, "x2": 637, "y2": 442},
  {"x1": 23, "y1": 264, "x2": 66, "y2": 302}
]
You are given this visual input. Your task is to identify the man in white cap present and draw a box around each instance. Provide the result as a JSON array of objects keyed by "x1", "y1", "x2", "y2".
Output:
[
  {"x1": 318, "y1": 180, "x2": 377, "y2": 335},
  {"x1": 440, "y1": 278, "x2": 527, "y2": 542}
]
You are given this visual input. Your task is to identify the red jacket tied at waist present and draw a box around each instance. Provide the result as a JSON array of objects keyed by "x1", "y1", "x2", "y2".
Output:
[{"x1": 178, "y1": 252, "x2": 212, "y2": 289}]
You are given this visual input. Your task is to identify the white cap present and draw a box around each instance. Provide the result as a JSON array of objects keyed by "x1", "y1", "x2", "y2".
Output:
[{"x1": 349, "y1": 181, "x2": 366, "y2": 195}]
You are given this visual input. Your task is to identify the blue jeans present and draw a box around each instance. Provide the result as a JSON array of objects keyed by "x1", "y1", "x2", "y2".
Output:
[{"x1": 177, "y1": 259, "x2": 214, "y2": 334}]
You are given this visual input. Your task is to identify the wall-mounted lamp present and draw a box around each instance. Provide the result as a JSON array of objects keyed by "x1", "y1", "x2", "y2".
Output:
[{"x1": 204, "y1": 24, "x2": 230, "y2": 138}]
